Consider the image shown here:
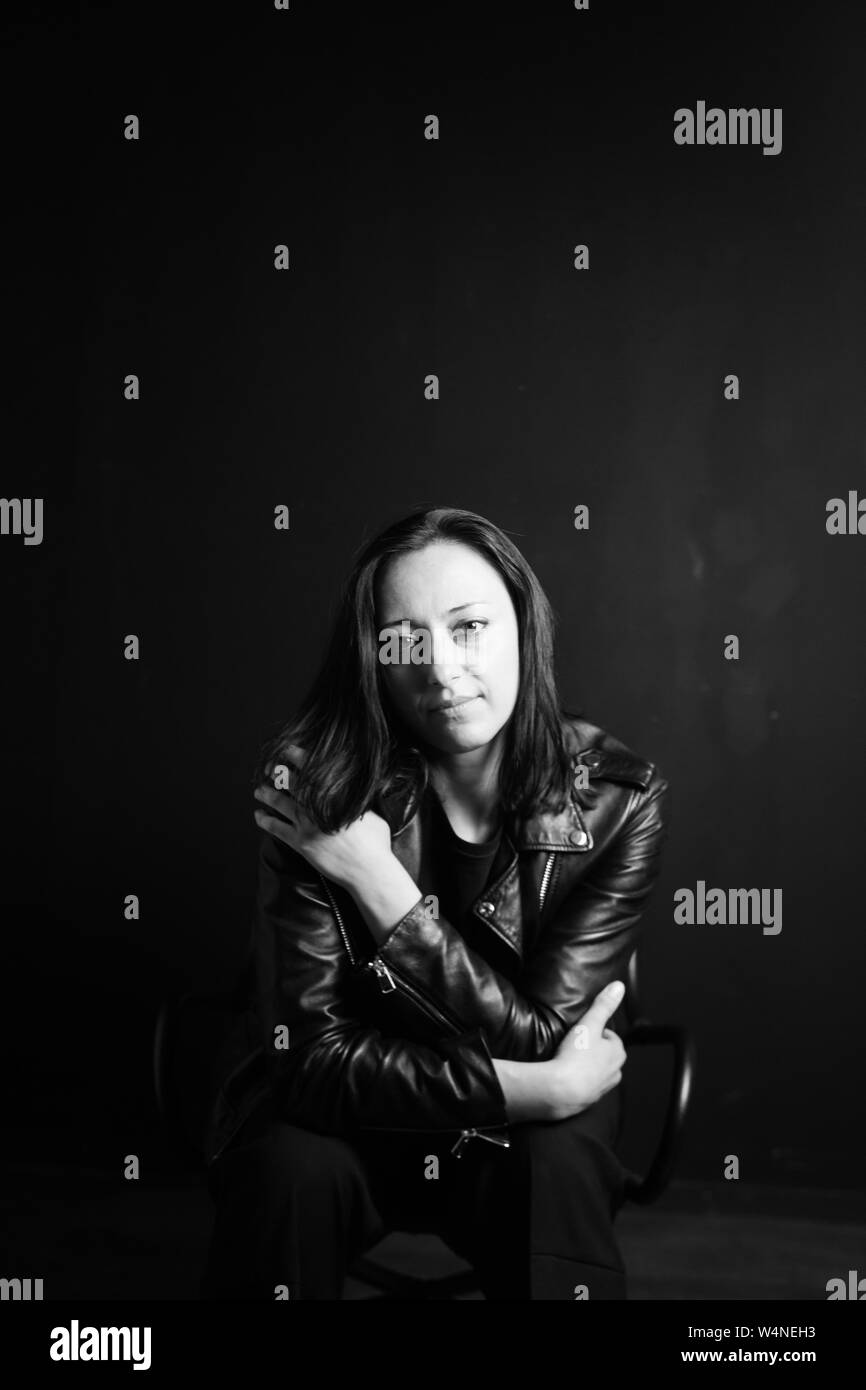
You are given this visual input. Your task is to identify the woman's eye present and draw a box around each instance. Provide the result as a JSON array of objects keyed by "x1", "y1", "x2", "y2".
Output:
[{"x1": 454, "y1": 619, "x2": 487, "y2": 640}]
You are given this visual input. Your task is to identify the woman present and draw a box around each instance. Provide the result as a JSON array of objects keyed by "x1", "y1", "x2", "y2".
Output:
[{"x1": 201, "y1": 505, "x2": 670, "y2": 1300}]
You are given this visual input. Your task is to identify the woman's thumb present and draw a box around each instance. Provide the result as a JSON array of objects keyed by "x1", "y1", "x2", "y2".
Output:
[{"x1": 599, "y1": 980, "x2": 625, "y2": 1015}]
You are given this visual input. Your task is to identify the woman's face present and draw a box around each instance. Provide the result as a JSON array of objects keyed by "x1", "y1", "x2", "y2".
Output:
[{"x1": 374, "y1": 539, "x2": 521, "y2": 756}]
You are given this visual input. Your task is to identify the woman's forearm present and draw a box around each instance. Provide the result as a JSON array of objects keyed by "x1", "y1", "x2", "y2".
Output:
[
  {"x1": 491, "y1": 1056, "x2": 563, "y2": 1123},
  {"x1": 345, "y1": 855, "x2": 423, "y2": 944}
]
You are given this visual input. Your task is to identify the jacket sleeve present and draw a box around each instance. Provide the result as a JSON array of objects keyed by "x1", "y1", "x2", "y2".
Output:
[
  {"x1": 375, "y1": 772, "x2": 670, "y2": 1062},
  {"x1": 253, "y1": 828, "x2": 509, "y2": 1135}
]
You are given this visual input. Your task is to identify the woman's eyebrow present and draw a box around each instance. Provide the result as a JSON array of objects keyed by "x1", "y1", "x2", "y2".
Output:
[{"x1": 380, "y1": 601, "x2": 492, "y2": 627}]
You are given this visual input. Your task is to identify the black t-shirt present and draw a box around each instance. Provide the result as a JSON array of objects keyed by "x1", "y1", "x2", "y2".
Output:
[{"x1": 428, "y1": 791, "x2": 503, "y2": 931}]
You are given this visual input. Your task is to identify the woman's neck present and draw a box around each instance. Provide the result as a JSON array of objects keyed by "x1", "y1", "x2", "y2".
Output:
[{"x1": 427, "y1": 734, "x2": 504, "y2": 843}]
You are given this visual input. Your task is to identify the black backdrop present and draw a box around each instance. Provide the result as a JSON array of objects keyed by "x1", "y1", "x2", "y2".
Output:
[{"x1": 4, "y1": 0, "x2": 864, "y2": 1190}]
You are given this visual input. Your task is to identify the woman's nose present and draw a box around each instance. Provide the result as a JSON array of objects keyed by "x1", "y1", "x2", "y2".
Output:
[{"x1": 424, "y1": 630, "x2": 467, "y2": 683}]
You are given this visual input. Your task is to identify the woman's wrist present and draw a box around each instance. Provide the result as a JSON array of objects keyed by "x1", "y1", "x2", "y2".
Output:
[
  {"x1": 344, "y1": 852, "x2": 423, "y2": 945},
  {"x1": 491, "y1": 1056, "x2": 565, "y2": 1123}
]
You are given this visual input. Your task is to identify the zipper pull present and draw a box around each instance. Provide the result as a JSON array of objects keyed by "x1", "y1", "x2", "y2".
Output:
[
  {"x1": 451, "y1": 1128, "x2": 476, "y2": 1158},
  {"x1": 473, "y1": 1129, "x2": 511, "y2": 1150},
  {"x1": 369, "y1": 956, "x2": 397, "y2": 993},
  {"x1": 451, "y1": 1127, "x2": 511, "y2": 1158}
]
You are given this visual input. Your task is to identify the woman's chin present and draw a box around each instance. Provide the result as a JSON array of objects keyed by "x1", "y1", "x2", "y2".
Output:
[{"x1": 427, "y1": 718, "x2": 499, "y2": 754}]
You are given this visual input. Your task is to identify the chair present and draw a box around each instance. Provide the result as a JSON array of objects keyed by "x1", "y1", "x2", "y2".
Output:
[{"x1": 153, "y1": 946, "x2": 695, "y2": 1299}]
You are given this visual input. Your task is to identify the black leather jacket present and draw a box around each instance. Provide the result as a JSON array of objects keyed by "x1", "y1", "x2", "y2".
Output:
[{"x1": 203, "y1": 714, "x2": 670, "y2": 1165}]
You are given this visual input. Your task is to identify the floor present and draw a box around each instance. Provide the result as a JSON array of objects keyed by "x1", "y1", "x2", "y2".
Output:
[{"x1": 2, "y1": 1161, "x2": 864, "y2": 1300}]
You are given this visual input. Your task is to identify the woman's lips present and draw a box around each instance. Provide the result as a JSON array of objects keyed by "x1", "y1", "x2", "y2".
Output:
[{"x1": 429, "y1": 696, "x2": 481, "y2": 718}]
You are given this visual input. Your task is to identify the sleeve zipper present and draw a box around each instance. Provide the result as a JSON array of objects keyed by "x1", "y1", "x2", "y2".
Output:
[
  {"x1": 315, "y1": 872, "x2": 468, "y2": 1035},
  {"x1": 366, "y1": 953, "x2": 468, "y2": 1036}
]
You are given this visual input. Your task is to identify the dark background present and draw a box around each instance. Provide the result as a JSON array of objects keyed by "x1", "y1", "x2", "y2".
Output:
[{"x1": 4, "y1": 0, "x2": 865, "y2": 1199}]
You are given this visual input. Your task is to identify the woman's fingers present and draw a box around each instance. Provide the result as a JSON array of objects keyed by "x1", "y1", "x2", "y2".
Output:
[
  {"x1": 253, "y1": 808, "x2": 296, "y2": 847},
  {"x1": 261, "y1": 750, "x2": 309, "y2": 807},
  {"x1": 253, "y1": 783, "x2": 306, "y2": 832},
  {"x1": 254, "y1": 781, "x2": 300, "y2": 814}
]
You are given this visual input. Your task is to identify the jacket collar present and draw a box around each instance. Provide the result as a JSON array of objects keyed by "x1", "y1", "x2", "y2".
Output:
[
  {"x1": 373, "y1": 722, "x2": 654, "y2": 855},
  {"x1": 377, "y1": 772, "x2": 592, "y2": 852}
]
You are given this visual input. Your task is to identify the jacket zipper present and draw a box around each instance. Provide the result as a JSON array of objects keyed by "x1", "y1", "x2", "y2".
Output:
[
  {"x1": 538, "y1": 852, "x2": 556, "y2": 913},
  {"x1": 369, "y1": 956, "x2": 397, "y2": 992}
]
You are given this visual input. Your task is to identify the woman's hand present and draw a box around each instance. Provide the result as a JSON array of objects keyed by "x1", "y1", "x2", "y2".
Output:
[
  {"x1": 253, "y1": 744, "x2": 394, "y2": 893},
  {"x1": 545, "y1": 981, "x2": 628, "y2": 1120}
]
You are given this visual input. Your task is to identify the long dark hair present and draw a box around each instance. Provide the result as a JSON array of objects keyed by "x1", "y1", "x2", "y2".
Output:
[{"x1": 255, "y1": 505, "x2": 581, "y2": 832}]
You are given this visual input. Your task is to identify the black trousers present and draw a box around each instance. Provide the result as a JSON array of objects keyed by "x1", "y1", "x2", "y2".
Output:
[{"x1": 200, "y1": 1086, "x2": 631, "y2": 1301}]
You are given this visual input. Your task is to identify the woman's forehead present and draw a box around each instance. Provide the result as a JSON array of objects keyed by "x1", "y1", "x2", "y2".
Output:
[{"x1": 376, "y1": 541, "x2": 504, "y2": 610}]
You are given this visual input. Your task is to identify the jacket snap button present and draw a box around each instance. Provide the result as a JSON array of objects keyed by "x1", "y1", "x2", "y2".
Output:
[
  {"x1": 570, "y1": 830, "x2": 588, "y2": 847},
  {"x1": 478, "y1": 901, "x2": 494, "y2": 916}
]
